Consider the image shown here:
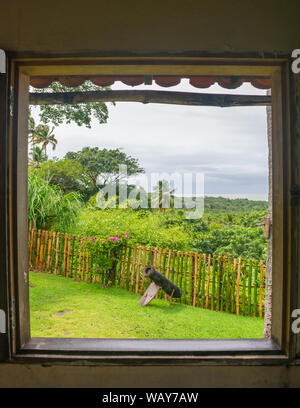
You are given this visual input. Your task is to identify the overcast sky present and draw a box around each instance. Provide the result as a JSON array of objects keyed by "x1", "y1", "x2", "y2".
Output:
[{"x1": 33, "y1": 80, "x2": 269, "y2": 201}]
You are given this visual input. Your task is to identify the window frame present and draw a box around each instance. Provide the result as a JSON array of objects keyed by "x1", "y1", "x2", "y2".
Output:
[{"x1": 5, "y1": 56, "x2": 295, "y2": 364}]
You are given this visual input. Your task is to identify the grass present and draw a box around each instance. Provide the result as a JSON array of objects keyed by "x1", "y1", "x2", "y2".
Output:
[{"x1": 29, "y1": 271, "x2": 264, "y2": 339}]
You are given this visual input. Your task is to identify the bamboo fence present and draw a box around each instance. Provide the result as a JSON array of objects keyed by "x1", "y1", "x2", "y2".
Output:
[{"x1": 28, "y1": 228, "x2": 265, "y2": 318}]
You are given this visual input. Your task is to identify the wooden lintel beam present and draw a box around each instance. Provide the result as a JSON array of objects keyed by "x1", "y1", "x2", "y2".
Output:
[{"x1": 29, "y1": 90, "x2": 271, "y2": 108}]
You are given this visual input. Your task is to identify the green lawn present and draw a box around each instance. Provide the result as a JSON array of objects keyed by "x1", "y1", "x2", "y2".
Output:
[{"x1": 29, "y1": 271, "x2": 264, "y2": 339}]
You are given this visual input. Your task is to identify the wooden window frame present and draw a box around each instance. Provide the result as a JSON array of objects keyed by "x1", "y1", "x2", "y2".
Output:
[{"x1": 3, "y1": 56, "x2": 295, "y2": 365}]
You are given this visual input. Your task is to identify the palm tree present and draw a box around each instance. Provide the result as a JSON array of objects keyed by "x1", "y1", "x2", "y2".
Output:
[
  {"x1": 151, "y1": 180, "x2": 176, "y2": 213},
  {"x1": 29, "y1": 146, "x2": 47, "y2": 168},
  {"x1": 32, "y1": 124, "x2": 58, "y2": 158}
]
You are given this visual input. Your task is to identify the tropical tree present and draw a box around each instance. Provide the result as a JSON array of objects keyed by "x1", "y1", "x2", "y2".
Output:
[
  {"x1": 65, "y1": 147, "x2": 144, "y2": 188},
  {"x1": 29, "y1": 146, "x2": 48, "y2": 168},
  {"x1": 31, "y1": 124, "x2": 57, "y2": 158},
  {"x1": 28, "y1": 80, "x2": 113, "y2": 165},
  {"x1": 32, "y1": 81, "x2": 112, "y2": 128}
]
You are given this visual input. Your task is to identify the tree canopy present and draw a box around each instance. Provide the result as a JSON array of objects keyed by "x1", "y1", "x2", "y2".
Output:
[
  {"x1": 64, "y1": 147, "x2": 144, "y2": 188},
  {"x1": 31, "y1": 81, "x2": 112, "y2": 128}
]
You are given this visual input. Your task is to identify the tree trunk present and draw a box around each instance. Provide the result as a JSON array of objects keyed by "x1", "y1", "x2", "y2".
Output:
[
  {"x1": 104, "y1": 259, "x2": 118, "y2": 287},
  {"x1": 264, "y1": 89, "x2": 272, "y2": 338},
  {"x1": 143, "y1": 265, "x2": 181, "y2": 298}
]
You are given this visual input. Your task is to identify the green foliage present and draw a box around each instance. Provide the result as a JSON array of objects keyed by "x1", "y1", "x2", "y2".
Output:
[
  {"x1": 33, "y1": 81, "x2": 111, "y2": 128},
  {"x1": 193, "y1": 225, "x2": 267, "y2": 260},
  {"x1": 28, "y1": 170, "x2": 82, "y2": 230},
  {"x1": 28, "y1": 115, "x2": 35, "y2": 136},
  {"x1": 31, "y1": 124, "x2": 57, "y2": 157},
  {"x1": 73, "y1": 207, "x2": 193, "y2": 250},
  {"x1": 65, "y1": 146, "x2": 144, "y2": 187},
  {"x1": 30, "y1": 146, "x2": 48, "y2": 166},
  {"x1": 72, "y1": 197, "x2": 268, "y2": 260},
  {"x1": 80, "y1": 233, "x2": 129, "y2": 281},
  {"x1": 37, "y1": 158, "x2": 95, "y2": 200}
]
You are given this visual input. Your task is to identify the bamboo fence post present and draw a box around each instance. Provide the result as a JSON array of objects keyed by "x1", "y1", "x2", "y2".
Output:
[
  {"x1": 188, "y1": 252, "x2": 193, "y2": 305},
  {"x1": 173, "y1": 250, "x2": 180, "y2": 300},
  {"x1": 231, "y1": 258, "x2": 237, "y2": 313},
  {"x1": 81, "y1": 249, "x2": 85, "y2": 281},
  {"x1": 32, "y1": 228, "x2": 37, "y2": 269},
  {"x1": 160, "y1": 249, "x2": 167, "y2": 299},
  {"x1": 33, "y1": 228, "x2": 38, "y2": 269},
  {"x1": 179, "y1": 251, "x2": 185, "y2": 303},
  {"x1": 46, "y1": 231, "x2": 52, "y2": 272},
  {"x1": 35, "y1": 229, "x2": 41, "y2": 270},
  {"x1": 125, "y1": 246, "x2": 132, "y2": 290},
  {"x1": 62, "y1": 233, "x2": 68, "y2": 276},
  {"x1": 144, "y1": 247, "x2": 153, "y2": 291},
  {"x1": 253, "y1": 260, "x2": 258, "y2": 317},
  {"x1": 201, "y1": 254, "x2": 206, "y2": 309},
  {"x1": 169, "y1": 250, "x2": 176, "y2": 286},
  {"x1": 178, "y1": 251, "x2": 184, "y2": 302},
  {"x1": 41, "y1": 230, "x2": 47, "y2": 271},
  {"x1": 242, "y1": 260, "x2": 247, "y2": 316},
  {"x1": 157, "y1": 248, "x2": 162, "y2": 272},
  {"x1": 259, "y1": 260, "x2": 265, "y2": 318},
  {"x1": 33, "y1": 228, "x2": 38, "y2": 270},
  {"x1": 215, "y1": 256, "x2": 221, "y2": 311},
  {"x1": 193, "y1": 252, "x2": 198, "y2": 307},
  {"x1": 130, "y1": 244, "x2": 137, "y2": 291},
  {"x1": 205, "y1": 254, "x2": 211, "y2": 309},
  {"x1": 153, "y1": 247, "x2": 157, "y2": 268},
  {"x1": 54, "y1": 232, "x2": 60, "y2": 275},
  {"x1": 221, "y1": 256, "x2": 226, "y2": 311},
  {"x1": 38, "y1": 230, "x2": 45, "y2": 272},
  {"x1": 29, "y1": 227, "x2": 35, "y2": 268},
  {"x1": 248, "y1": 259, "x2": 253, "y2": 316},
  {"x1": 181, "y1": 252, "x2": 188, "y2": 304},
  {"x1": 164, "y1": 249, "x2": 172, "y2": 300},
  {"x1": 86, "y1": 253, "x2": 89, "y2": 282},
  {"x1": 225, "y1": 255, "x2": 231, "y2": 313},
  {"x1": 135, "y1": 246, "x2": 142, "y2": 293},
  {"x1": 65, "y1": 234, "x2": 71, "y2": 278},
  {"x1": 121, "y1": 246, "x2": 128, "y2": 289},
  {"x1": 196, "y1": 254, "x2": 202, "y2": 307},
  {"x1": 70, "y1": 235, "x2": 76, "y2": 279},
  {"x1": 37, "y1": 229, "x2": 42, "y2": 271},
  {"x1": 77, "y1": 235, "x2": 82, "y2": 281},
  {"x1": 139, "y1": 247, "x2": 147, "y2": 294},
  {"x1": 211, "y1": 254, "x2": 216, "y2": 311},
  {"x1": 156, "y1": 248, "x2": 163, "y2": 299},
  {"x1": 43, "y1": 230, "x2": 49, "y2": 272},
  {"x1": 162, "y1": 248, "x2": 167, "y2": 276},
  {"x1": 50, "y1": 231, "x2": 56, "y2": 273},
  {"x1": 236, "y1": 258, "x2": 242, "y2": 315}
]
